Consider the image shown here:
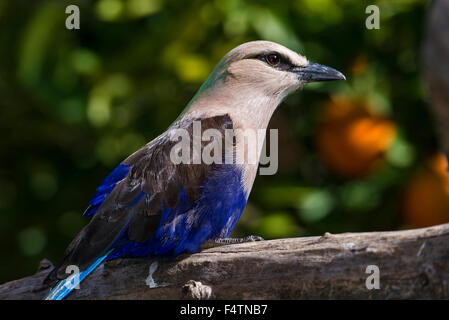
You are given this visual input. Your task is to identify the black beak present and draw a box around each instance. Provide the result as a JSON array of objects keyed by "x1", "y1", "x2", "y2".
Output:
[{"x1": 293, "y1": 62, "x2": 346, "y2": 83}]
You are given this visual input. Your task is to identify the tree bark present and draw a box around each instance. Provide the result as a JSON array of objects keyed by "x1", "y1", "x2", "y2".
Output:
[
  {"x1": 1, "y1": 223, "x2": 448, "y2": 300},
  {"x1": 422, "y1": 0, "x2": 449, "y2": 158}
]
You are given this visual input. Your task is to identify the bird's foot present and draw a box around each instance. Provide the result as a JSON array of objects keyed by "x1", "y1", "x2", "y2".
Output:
[
  {"x1": 201, "y1": 235, "x2": 264, "y2": 249},
  {"x1": 214, "y1": 235, "x2": 264, "y2": 244}
]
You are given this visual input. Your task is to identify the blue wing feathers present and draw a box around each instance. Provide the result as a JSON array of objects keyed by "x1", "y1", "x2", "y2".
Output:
[
  {"x1": 83, "y1": 164, "x2": 130, "y2": 217},
  {"x1": 106, "y1": 165, "x2": 247, "y2": 259},
  {"x1": 80, "y1": 164, "x2": 245, "y2": 261}
]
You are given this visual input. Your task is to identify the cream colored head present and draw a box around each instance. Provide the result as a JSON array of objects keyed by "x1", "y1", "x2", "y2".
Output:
[
  {"x1": 184, "y1": 41, "x2": 345, "y2": 129},
  {"x1": 222, "y1": 41, "x2": 309, "y2": 97},
  {"x1": 200, "y1": 40, "x2": 345, "y2": 100}
]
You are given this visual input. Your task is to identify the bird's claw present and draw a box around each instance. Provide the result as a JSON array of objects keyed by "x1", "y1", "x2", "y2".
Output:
[
  {"x1": 243, "y1": 235, "x2": 264, "y2": 242},
  {"x1": 213, "y1": 235, "x2": 264, "y2": 245}
]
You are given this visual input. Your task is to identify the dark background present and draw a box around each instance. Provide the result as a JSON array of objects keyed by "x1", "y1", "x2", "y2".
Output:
[{"x1": 1, "y1": 0, "x2": 446, "y2": 284}]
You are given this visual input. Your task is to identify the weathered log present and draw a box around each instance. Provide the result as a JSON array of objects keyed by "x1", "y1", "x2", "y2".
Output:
[{"x1": 0, "y1": 223, "x2": 448, "y2": 299}]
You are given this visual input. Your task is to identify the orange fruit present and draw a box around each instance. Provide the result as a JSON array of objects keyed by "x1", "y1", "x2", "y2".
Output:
[
  {"x1": 316, "y1": 95, "x2": 396, "y2": 179},
  {"x1": 402, "y1": 153, "x2": 449, "y2": 228}
]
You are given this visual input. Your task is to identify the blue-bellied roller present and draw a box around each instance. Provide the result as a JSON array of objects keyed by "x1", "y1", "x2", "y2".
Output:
[{"x1": 44, "y1": 41, "x2": 345, "y2": 300}]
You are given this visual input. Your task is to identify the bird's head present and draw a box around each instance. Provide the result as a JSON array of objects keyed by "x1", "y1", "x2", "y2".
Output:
[
  {"x1": 185, "y1": 41, "x2": 345, "y2": 128},
  {"x1": 204, "y1": 41, "x2": 345, "y2": 99}
]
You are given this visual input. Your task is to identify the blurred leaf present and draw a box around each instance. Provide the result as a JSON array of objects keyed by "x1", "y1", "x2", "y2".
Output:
[
  {"x1": 17, "y1": 227, "x2": 46, "y2": 256},
  {"x1": 96, "y1": 0, "x2": 124, "y2": 21},
  {"x1": 298, "y1": 189, "x2": 335, "y2": 223},
  {"x1": 17, "y1": 2, "x2": 62, "y2": 85},
  {"x1": 257, "y1": 212, "x2": 300, "y2": 239}
]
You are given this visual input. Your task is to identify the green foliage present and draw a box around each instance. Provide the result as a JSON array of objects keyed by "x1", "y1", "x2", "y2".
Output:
[{"x1": 0, "y1": 0, "x2": 434, "y2": 283}]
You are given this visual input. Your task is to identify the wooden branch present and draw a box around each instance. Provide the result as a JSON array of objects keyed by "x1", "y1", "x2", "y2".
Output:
[{"x1": 1, "y1": 223, "x2": 448, "y2": 299}]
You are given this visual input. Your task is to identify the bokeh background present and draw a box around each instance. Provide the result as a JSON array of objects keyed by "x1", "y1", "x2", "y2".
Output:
[{"x1": 1, "y1": 0, "x2": 447, "y2": 283}]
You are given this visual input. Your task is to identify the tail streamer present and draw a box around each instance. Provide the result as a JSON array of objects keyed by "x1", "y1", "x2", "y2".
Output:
[{"x1": 45, "y1": 249, "x2": 114, "y2": 300}]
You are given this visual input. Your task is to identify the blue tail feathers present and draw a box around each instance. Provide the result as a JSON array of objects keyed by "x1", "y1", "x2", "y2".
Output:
[{"x1": 44, "y1": 249, "x2": 113, "y2": 300}]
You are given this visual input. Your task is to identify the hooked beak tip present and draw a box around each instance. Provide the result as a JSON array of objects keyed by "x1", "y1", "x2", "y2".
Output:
[{"x1": 337, "y1": 72, "x2": 346, "y2": 81}]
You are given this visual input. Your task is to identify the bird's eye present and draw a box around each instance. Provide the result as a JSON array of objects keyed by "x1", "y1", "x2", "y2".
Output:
[{"x1": 266, "y1": 54, "x2": 280, "y2": 66}]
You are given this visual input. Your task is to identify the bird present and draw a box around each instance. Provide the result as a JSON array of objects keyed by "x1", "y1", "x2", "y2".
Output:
[{"x1": 44, "y1": 40, "x2": 345, "y2": 300}]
